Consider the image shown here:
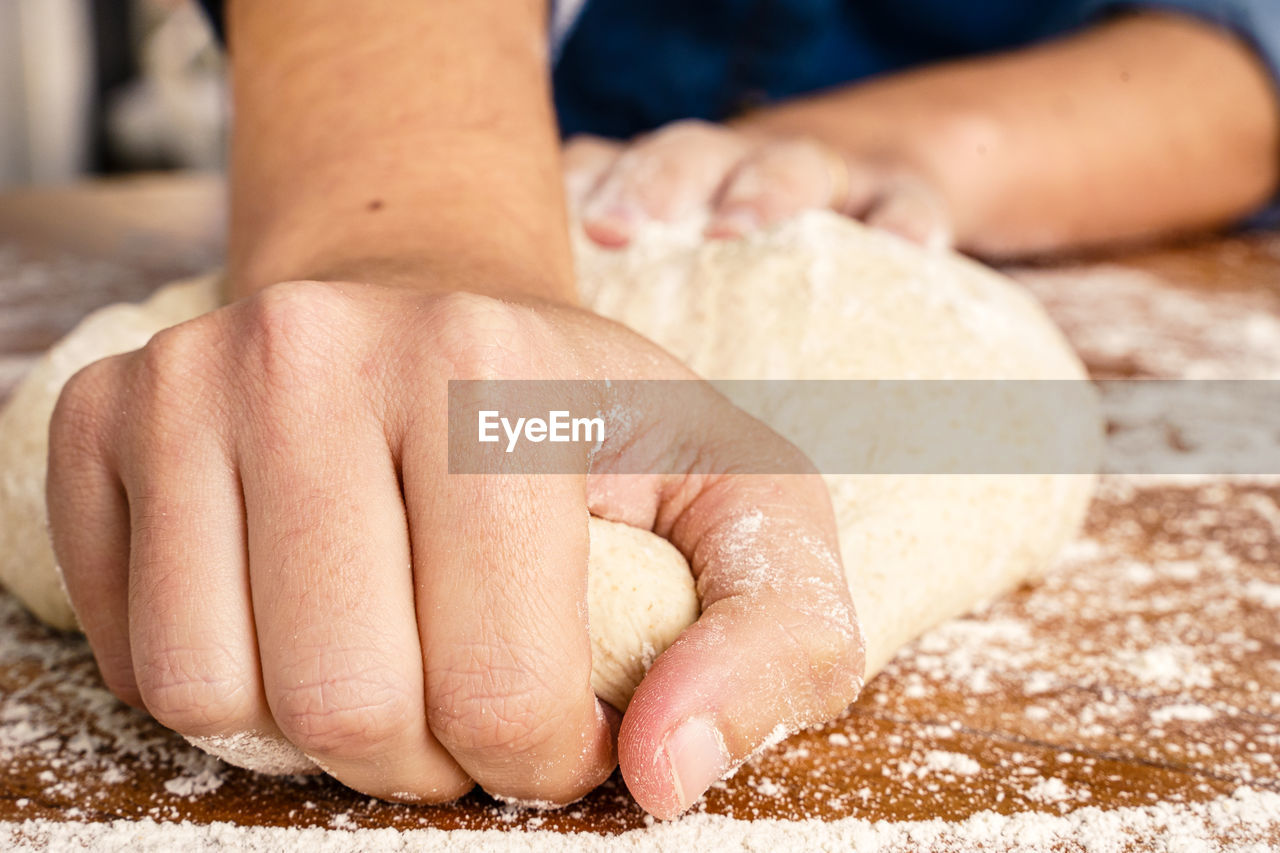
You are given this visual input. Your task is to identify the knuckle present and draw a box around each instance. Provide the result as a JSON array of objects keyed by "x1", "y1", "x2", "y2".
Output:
[
  {"x1": 422, "y1": 291, "x2": 546, "y2": 379},
  {"x1": 428, "y1": 648, "x2": 567, "y2": 760},
  {"x1": 742, "y1": 139, "x2": 834, "y2": 187},
  {"x1": 723, "y1": 159, "x2": 775, "y2": 197},
  {"x1": 780, "y1": 590, "x2": 865, "y2": 713},
  {"x1": 271, "y1": 668, "x2": 416, "y2": 760},
  {"x1": 240, "y1": 280, "x2": 351, "y2": 386},
  {"x1": 50, "y1": 359, "x2": 118, "y2": 452},
  {"x1": 99, "y1": 337, "x2": 226, "y2": 468},
  {"x1": 130, "y1": 322, "x2": 219, "y2": 431},
  {"x1": 135, "y1": 647, "x2": 255, "y2": 734},
  {"x1": 136, "y1": 322, "x2": 203, "y2": 387},
  {"x1": 627, "y1": 120, "x2": 717, "y2": 167},
  {"x1": 610, "y1": 120, "x2": 743, "y2": 215},
  {"x1": 728, "y1": 160, "x2": 806, "y2": 205}
]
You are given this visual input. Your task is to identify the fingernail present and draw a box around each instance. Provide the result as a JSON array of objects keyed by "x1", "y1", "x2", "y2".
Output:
[
  {"x1": 664, "y1": 718, "x2": 729, "y2": 812},
  {"x1": 706, "y1": 207, "x2": 760, "y2": 239}
]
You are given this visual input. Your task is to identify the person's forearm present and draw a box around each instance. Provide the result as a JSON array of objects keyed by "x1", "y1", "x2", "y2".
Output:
[
  {"x1": 736, "y1": 12, "x2": 1280, "y2": 257},
  {"x1": 226, "y1": 0, "x2": 574, "y2": 300}
]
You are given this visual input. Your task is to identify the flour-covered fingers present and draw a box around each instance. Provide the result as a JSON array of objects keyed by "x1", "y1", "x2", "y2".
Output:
[
  {"x1": 46, "y1": 355, "x2": 137, "y2": 705},
  {"x1": 581, "y1": 120, "x2": 750, "y2": 247},
  {"x1": 409, "y1": 466, "x2": 615, "y2": 805},
  {"x1": 707, "y1": 138, "x2": 867, "y2": 238},
  {"x1": 620, "y1": 473, "x2": 864, "y2": 820}
]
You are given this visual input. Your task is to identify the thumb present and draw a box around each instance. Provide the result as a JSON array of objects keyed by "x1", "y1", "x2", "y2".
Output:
[{"x1": 617, "y1": 476, "x2": 866, "y2": 819}]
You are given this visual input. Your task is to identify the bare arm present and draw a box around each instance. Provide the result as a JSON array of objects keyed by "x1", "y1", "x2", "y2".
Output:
[
  {"x1": 227, "y1": 0, "x2": 575, "y2": 298},
  {"x1": 737, "y1": 12, "x2": 1280, "y2": 256}
]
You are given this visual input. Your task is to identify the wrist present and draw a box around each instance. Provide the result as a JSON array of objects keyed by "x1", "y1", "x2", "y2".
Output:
[
  {"x1": 226, "y1": 0, "x2": 573, "y2": 302},
  {"x1": 228, "y1": 181, "x2": 578, "y2": 303},
  {"x1": 230, "y1": 240, "x2": 578, "y2": 305}
]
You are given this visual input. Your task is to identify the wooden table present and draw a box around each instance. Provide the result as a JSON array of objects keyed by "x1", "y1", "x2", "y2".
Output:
[{"x1": 1, "y1": 175, "x2": 1277, "y2": 849}]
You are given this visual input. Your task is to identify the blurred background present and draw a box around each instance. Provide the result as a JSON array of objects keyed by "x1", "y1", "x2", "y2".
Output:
[{"x1": 0, "y1": 0, "x2": 225, "y2": 188}]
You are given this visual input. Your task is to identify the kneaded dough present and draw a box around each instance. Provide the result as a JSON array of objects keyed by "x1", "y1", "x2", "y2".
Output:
[
  {"x1": 586, "y1": 518, "x2": 700, "y2": 710},
  {"x1": 0, "y1": 210, "x2": 1096, "y2": 774}
]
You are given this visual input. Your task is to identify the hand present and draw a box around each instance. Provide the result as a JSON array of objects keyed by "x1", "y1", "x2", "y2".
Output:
[
  {"x1": 565, "y1": 120, "x2": 952, "y2": 250},
  {"x1": 46, "y1": 278, "x2": 864, "y2": 817}
]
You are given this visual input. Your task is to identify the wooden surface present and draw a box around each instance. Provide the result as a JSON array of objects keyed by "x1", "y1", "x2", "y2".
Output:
[{"x1": 1, "y1": 175, "x2": 1278, "y2": 848}]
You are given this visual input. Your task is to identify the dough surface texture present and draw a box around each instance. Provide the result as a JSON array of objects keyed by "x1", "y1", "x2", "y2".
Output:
[{"x1": 0, "y1": 211, "x2": 1095, "y2": 774}]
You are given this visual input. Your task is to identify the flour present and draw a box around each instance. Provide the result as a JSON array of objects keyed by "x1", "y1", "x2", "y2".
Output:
[
  {"x1": 162, "y1": 768, "x2": 224, "y2": 798},
  {"x1": 1244, "y1": 580, "x2": 1280, "y2": 609},
  {"x1": 183, "y1": 731, "x2": 315, "y2": 776},
  {"x1": 1016, "y1": 263, "x2": 1280, "y2": 380},
  {"x1": 918, "y1": 751, "x2": 981, "y2": 778},
  {"x1": 6, "y1": 479, "x2": 1273, "y2": 849},
  {"x1": 1150, "y1": 704, "x2": 1217, "y2": 726},
  {"x1": 1022, "y1": 777, "x2": 1083, "y2": 807},
  {"x1": 4, "y1": 787, "x2": 1280, "y2": 852}
]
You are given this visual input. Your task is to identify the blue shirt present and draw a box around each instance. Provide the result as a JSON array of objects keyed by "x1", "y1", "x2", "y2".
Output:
[{"x1": 550, "y1": 0, "x2": 1280, "y2": 138}]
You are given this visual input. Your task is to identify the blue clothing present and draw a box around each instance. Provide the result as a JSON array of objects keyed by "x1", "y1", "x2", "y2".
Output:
[
  {"x1": 196, "y1": 0, "x2": 1280, "y2": 218},
  {"x1": 552, "y1": 0, "x2": 1280, "y2": 138}
]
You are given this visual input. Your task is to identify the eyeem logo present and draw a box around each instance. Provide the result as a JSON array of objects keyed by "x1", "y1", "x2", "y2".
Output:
[{"x1": 477, "y1": 410, "x2": 605, "y2": 453}]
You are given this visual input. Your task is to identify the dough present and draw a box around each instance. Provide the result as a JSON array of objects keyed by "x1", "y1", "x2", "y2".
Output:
[
  {"x1": 0, "y1": 211, "x2": 1097, "y2": 774},
  {"x1": 585, "y1": 518, "x2": 700, "y2": 710}
]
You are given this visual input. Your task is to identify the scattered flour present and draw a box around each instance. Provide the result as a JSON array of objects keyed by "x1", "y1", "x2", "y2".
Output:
[
  {"x1": 1150, "y1": 705, "x2": 1217, "y2": 726},
  {"x1": 4, "y1": 787, "x2": 1280, "y2": 852},
  {"x1": 1023, "y1": 777, "x2": 1077, "y2": 806},
  {"x1": 162, "y1": 768, "x2": 224, "y2": 798},
  {"x1": 1243, "y1": 580, "x2": 1280, "y2": 609},
  {"x1": 918, "y1": 751, "x2": 981, "y2": 778},
  {"x1": 1118, "y1": 647, "x2": 1215, "y2": 690}
]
